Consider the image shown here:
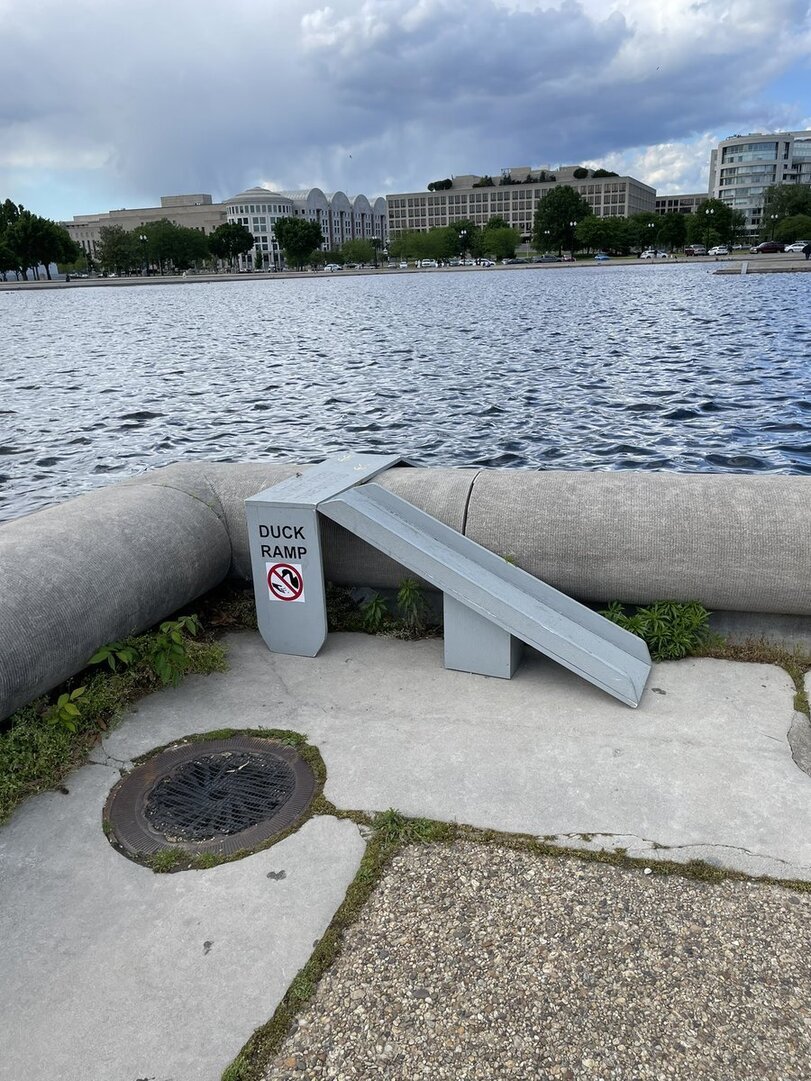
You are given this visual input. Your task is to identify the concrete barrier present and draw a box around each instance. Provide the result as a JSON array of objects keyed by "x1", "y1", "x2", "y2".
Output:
[{"x1": 1, "y1": 461, "x2": 808, "y2": 720}]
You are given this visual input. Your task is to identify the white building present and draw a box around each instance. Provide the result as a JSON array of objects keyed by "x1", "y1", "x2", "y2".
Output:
[
  {"x1": 708, "y1": 131, "x2": 811, "y2": 235},
  {"x1": 65, "y1": 187, "x2": 388, "y2": 267}
]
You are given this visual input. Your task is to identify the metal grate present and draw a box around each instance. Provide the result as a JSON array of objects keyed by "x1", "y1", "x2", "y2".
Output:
[
  {"x1": 144, "y1": 752, "x2": 296, "y2": 842},
  {"x1": 103, "y1": 736, "x2": 316, "y2": 861}
]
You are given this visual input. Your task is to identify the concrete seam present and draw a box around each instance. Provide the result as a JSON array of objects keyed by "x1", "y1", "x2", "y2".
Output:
[
  {"x1": 554, "y1": 831, "x2": 809, "y2": 870},
  {"x1": 460, "y1": 468, "x2": 483, "y2": 537},
  {"x1": 138, "y1": 474, "x2": 234, "y2": 568}
]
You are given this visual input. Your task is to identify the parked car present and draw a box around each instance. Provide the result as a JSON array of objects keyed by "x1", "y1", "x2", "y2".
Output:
[
  {"x1": 533, "y1": 255, "x2": 558, "y2": 263},
  {"x1": 479, "y1": 259, "x2": 495, "y2": 267},
  {"x1": 750, "y1": 241, "x2": 785, "y2": 253},
  {"x1": 640, "y1": 249, "x2": 667, "y2": 259},
  {"x1": 707, "y1": 246, "x2": 729, "y2": 256},
  {"x1": 784, "y1": 241, "x2": 809, "y2": 253},
  {"x1": 324, "y1": 263, "x2": 342, "y2": 272},
  {"x1": 594, "y1": 252, "x2": 611, "y2": 261},
  {"x1": 684, "y1": 245, "x2": 706, "y2": 256},
  {"x1": 419, "y1": 259, "x2": 438, "y2": 268},
  {"x1": 398, "y1": 261, "x2": 408, "y2": 269}
]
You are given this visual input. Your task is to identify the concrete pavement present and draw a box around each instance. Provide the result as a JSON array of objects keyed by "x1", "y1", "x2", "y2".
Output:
[
  {"x1": 1, "y1": 629, "x2": 809, "y2": 1079},
  {"x1": 104, "y1": 631, "x2": 811, "y2": 881}
]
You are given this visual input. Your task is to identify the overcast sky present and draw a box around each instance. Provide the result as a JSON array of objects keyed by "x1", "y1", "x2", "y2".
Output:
[{"x1": 2, "y1": 0, "x2": 810, "y2": 221}]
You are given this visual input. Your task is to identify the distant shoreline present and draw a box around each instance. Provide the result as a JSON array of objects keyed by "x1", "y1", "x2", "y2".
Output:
[{"x1": 1, "y1": 253, "x2": 808, "y2": 290}]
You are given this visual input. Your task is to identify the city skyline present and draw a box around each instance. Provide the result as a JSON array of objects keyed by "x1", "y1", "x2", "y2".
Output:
[{"x1": 1, "y1": 0, "x2": 810, "y2": 221}]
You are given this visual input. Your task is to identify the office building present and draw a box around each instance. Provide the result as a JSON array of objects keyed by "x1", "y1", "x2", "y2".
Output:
[
  {"x1": 387, "y1": 166, "x2": 656, "y2": 238},
  {"x1": 655, "y1": 193, "x2": 708, "y2": 215},
  {"x1": 708, "y1": 130, "x2": 811, "y2": 235}
]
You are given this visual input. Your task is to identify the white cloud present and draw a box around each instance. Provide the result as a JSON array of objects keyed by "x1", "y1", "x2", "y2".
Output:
[{"x1": 0, "y1": 0, "x2": 809, "y2": 217}]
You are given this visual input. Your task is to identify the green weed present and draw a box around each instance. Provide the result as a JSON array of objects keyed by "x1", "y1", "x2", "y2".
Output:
[
  {"x1": 601, "y1": 600, "x2": 711, "y2": 660},
  {"x1": 360, "y1": 593, "x2": 390, "y2": 633},
  {"x1": 396, "y1": 577, "x2": 428, "y2": 637}
]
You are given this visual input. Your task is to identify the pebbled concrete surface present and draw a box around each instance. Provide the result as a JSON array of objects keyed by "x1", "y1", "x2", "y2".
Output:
[
  {"x1": 263, "y1": 841, "x2": 811, "y2": 1081},
  {"x1": 0, "y1": 762, "x2": 364, "y2": 1081},
  {"x1": 104, "y1": 631, "x2": 811, "y2": 881}
]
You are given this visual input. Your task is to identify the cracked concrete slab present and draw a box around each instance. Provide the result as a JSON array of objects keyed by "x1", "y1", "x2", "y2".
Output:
[
  {"x1": 102, "y1": 631, "x2": 811, "y2": 882},
  {"x1": 0, "y1": 757, "x2": 364, "y2": 1081}
]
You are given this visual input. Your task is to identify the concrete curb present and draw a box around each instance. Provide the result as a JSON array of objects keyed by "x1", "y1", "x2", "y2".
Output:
[{"x1": 1, "y1": 461, "x2": 809, "y2": 719}]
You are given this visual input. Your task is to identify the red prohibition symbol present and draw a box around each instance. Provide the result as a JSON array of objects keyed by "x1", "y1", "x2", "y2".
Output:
[{"x1": 267, "y1": 562, "x2": 304, "y2": 601}]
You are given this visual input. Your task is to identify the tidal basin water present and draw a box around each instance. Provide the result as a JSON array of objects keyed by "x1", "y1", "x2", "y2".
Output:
[{"x1": 1, "y1": 263, "x2": 809, "y2": 522}]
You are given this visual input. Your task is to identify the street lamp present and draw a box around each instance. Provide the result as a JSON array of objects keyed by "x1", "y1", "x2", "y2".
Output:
[
  {"x1": 703, "y1": 207, "x2": 714, "y2": 250},
  {"x1": 647, "y1": 220, "x2": 656, "y2": 252},
  {"x1": 543, "y1": 228, "x2": 551, "y2": 253},
  {"x1": 769, "y1": 213, "x2": 779, "y2": 240},
  {"x1": 372, "y1": 236, "x2": 380, "y2": 268},
  {"x1": 569, "y1": 220, "x2": 578, "y2": 256},
  {"x1": 139, "y1": 233, "x2": 148, "y2": 276},
  {"x1": 459, "y1": 228, "x2": 468, "y2": 263}
]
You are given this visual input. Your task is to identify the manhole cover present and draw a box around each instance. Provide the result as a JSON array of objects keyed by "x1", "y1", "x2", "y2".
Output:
[{"x1": 104, "y1": 736, "x2": 315, "y2": 860}]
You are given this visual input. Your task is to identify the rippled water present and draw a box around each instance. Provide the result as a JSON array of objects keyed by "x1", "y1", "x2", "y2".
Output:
[{"x1": 1, "y1": 264, "x2": 809, "y2": 522}]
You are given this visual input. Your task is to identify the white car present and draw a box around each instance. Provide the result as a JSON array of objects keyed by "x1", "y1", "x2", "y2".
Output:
[
  {"x1": 479, "y1": 259, "x2": 495, "y2": 267},
  {"x1": 640, "y1": 249, "x2": 667, "y2": 259},
  {"x1": 419, "y1": 259, "x2": 438, "y2": 268},
  {"x1": 324, "y1": 263, "x2": 342, "y2": 272},
  {"x1": 784, "y1": 241, "x2": 809, "y2": 253},
  {"x1": 707, "y1": 246, "x2": 729, "y2": 256},
  {"x1": 398, "y1": 261, "x2": 408, "y2": 269}
]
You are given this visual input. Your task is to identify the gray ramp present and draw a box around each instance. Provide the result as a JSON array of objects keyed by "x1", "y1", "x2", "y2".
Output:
[{"x1": 320, "y1": 483, "x2": 651, "y2": 707}]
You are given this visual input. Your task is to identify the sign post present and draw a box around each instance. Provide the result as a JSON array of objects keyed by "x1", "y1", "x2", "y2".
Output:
[{"x1": 245, "y1": 453, "x2": 404, "y2": 656}]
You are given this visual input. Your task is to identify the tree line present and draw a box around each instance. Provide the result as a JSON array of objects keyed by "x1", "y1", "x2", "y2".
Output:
[
  {"x1": 0, "y1": 200, "x2": 80, "y2": 280},
  {"x1": 85, "y1": 217, "x2": 390, "y2": 275},
  {"x1": 388, "y1": 218, "x2": 521, "y2": 261}
]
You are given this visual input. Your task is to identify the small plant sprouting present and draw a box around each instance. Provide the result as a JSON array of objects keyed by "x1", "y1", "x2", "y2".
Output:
[
  {"x1": 600, "y1": 600, "x2": 711, "y2": 661},
  {"x1": 396, "y1": 577, "x2": 428, "y2": 637},
  {"x1": 45, "y1": 687, "x2": 87, "y2": 732},
  {"x1": 89, "y1": 614, "x2": 201, "y2": 686},
  {"x1": 89, "y1": 640, "x2": 139, "y2": 671},
  {"x1": 147, "y1": 614, "x2": 201, "y2": 686},
  {"x1": 360, "y1": 593, "x2": 389, "y2": 633}
]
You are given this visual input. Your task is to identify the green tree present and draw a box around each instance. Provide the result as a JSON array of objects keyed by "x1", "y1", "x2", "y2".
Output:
[
  {"x1": 763, "y1": 184, "x2": 811, "y2": 222},
  {"x1": 775, "y1": 213, "x2": 811, "y2": 242},
  {"x1": 273, "y1": 217, "x2": 324, "y2": 269},
  {"x1": 684, "y1": 198, "x2": 739, "y2": 247},
  {"x1": 656, "y1": 212, "x2": 688, "y2": 251},
  {"x1": 208, "y1": 221, "x2": 254, "y2": 268},
  {"x1": 341, "y1": 238, "x2": 375, "y2": 265},
  {"x1": 139, "y1": 219, "x2": 208, "y2": 273},
  {"x1": 532, "y1": 185, "x2": 591, "y2": 253},
  {"x1": 0, "y1": 238, "x2": 18, "y2": 280},
  {"x1": 482, "y1": 225, "x2": 520, "y2": 259},
  {"x1": 447, "y1": 218, "x2": 480, "y2": 258},
  {"x1": 575, "y1": 216, "x2": 613, "y2": 252},
  {"x1": 627, "y1": 211, "x2": 660, "y2": 251},
  {"x1": 96, "y1": 225, "x2": 140, "y2": 274}
]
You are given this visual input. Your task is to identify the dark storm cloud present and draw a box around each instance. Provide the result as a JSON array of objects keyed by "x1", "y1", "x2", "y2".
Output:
[{"x1": 0, "y1": 0, "x2": 809, "y2": 215}]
